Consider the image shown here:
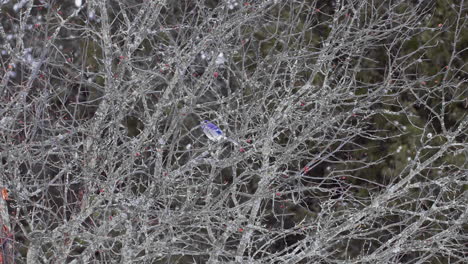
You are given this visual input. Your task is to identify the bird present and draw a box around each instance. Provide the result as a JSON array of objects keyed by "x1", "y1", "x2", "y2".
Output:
[
  {"x1": 200, "y1": 120, "x2": 224, "y2": 141},
  {"x1": 200, "y1": 120, "x2": 239, "y2": 145}
]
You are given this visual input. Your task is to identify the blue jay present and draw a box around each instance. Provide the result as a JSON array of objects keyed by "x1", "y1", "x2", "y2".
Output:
[{"x1": 200, "y1": 120, "x2": 239, "y2": 146}]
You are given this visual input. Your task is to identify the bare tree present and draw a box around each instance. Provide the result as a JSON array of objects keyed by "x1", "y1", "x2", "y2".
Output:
[{"x1": 0, "y1": 0, "x2": 466, "y2": 263}]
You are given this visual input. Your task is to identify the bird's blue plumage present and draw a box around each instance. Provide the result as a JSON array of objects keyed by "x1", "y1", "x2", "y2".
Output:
[
  {"x1": 201, "y1": 120, "x2": 224, "y2": 141},
  {"x1": 200, "y1": 120, "x2": 239, "y2": 146}
]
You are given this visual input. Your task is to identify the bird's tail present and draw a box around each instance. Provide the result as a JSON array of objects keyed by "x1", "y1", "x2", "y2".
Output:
[{"x1": 225, "y1": 137, "x2": 239, "y2": 146}]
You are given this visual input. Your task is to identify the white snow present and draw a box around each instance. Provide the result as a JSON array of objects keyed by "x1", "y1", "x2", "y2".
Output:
[
  {"x1": 215, "y1": 52, "x2": 226, "y2": 65},
  {"x1": 13, "y1": 0, "x2": 29, "y2": 12}
]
